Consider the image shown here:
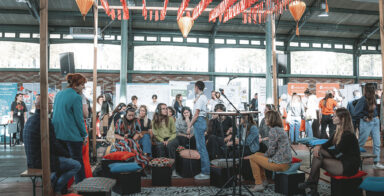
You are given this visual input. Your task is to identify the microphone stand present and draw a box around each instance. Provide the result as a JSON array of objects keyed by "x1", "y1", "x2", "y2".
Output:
[{"x1": 215, "y1": 91, "x2": 254, "y2": 196}]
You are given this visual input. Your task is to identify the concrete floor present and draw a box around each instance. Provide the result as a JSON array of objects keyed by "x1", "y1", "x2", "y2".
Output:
[{"x1": 1, "y1": 144, "x2": 384, "y2": 196}]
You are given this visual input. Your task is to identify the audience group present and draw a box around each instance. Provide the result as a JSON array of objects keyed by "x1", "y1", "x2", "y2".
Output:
[{"x1": 21, "y1": 73, "x2": 384, "y2": 194}]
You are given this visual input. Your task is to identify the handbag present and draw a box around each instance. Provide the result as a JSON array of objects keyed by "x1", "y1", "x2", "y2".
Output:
[{"x1": 8, "y1": 122, "x2": 18, "y2": 134}]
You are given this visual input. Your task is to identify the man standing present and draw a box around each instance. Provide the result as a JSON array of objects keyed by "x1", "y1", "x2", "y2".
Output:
[
  {"x1": 250, "y1": 93, "x2": 258, "y2": 123},
  {"x1": 189, "y1": 81, "x2": 210, "y2": 180}
]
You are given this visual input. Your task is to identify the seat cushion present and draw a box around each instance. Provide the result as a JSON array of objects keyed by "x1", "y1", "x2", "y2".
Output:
[
  {"x1": 103, "y1": 151, "x2": 135, "y2": 161},
  {"x1": 297, "y1": 137, "x2": 318, "y2": 144},
  {"x1": 359, "y1": 147, "x2": 367, "y2": 152},
  {"x1": 179, "y1": 149, "x2": 200, "y2": 160},
  {"x1": 109, "y1": 162, "x2": 142, "y2": 173},
  {"x1": 71, "y1": 177, "x2": 116, "y2": 192},
  {"x1": 149, "y1": 158, "x2": 175, "y2": 167},
  {"x1": 359, "y1": 177, "x2": 384, "y2": 192},
  {"x1": 308, "y1": 139, "x2": 328, "y2": 146},
  {"x1": 324, "y1": 170, "x2": 367, "y2": 180},
  {"x1": 292, "y1": 157, "x2": 302, "y2": 163},
  {"x1": 277, "y1": 162, "x2": 301, "y2": 174}
]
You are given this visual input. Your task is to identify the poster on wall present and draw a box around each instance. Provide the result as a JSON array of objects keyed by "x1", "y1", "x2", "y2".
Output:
[
  {"x1": 316, "y1": 83, "x2": 340, "y2": 98},
  {"x1": 0, "y1": 83, "x2": 18, "y2": 135},
  {"x1": 169, "y1": 81, "x2": 189, "y2": 108},
  {"x1": 287, "y1": 83, "x2": 309, "y2": 96},
  {"x1": 115, "y1": 83, "x2": 170, "y2": 107}
]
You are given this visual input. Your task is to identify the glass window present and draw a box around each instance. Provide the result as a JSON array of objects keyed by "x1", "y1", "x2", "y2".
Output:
[
  {"x1": 215, "y1": 77, "x2": 249, "y2": 111},
  {"x1": 215, "y1": 48, "x2": 266, "y2": 73},
  {"x1": 50, "y1": 43, "x2": 121, "y2": 70},
  {"x1": 0, "y1": 41, "x2": 39, "y2": 68},
  {"x1": 291, "y1": 51, "x2": 353, "y2": 75},
  {"x1": 359, "y1": 54, "x2": 382, "y2": 76},
  {"x1": 134, "y1": 46, "x2": 208, "y2": 72}
]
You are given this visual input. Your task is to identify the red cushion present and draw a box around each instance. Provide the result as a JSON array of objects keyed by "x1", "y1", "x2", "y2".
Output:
[
  {"x1": 103, "y1": 151, "x2": 135, "y2": 161},
  {"x1": 63, "y1": 194, "x2": 82, "y2": 196},
  {"x1": 292, "y1": 157, "x2": 302, "y2": 163},
  {"x1": 324, "y1": 170, "x2": 367, "y2": 180}
]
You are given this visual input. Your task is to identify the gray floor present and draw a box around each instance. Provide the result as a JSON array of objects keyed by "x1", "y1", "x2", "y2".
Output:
[{"x1": 0, "y1": 145, "x2": 27, "y2": 177}]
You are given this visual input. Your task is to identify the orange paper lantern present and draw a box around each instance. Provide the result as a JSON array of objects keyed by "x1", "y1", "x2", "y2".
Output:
[
  {"x1": 76, "y1": 0, "x2": 95, "y2": 20},
  {"x1": 289, "y1": 0, "x2": 306, "y2": 36},
  {"x1": 177, "y1": 16, "x2": 194, "y2": 38}
]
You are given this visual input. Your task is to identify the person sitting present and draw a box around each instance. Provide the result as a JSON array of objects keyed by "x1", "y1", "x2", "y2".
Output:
[
  {"x1": 130, "y1": 95, "x2": 138, "y2": 110},
  {"x1": 299, "y1": 108, "x2": 361, "y2": 195},
  {"x1": 138, "y1": 105, "x2": 153, "y2": 157},
  {"x1": 168, "y1": 107, "x2": 196, "y2": 158},
  {"x1": 206, "y1": 104, "x2": 233, "y2": 160},
  {"x1": 249, "y1": 110, "x2": 292, "y2": 192},
  {"x1": 152, "y1": 103, "x2": 176, "y2": 158},
  {"x1": 24, "y1": 96, "x2": 81, "y2": 195},
  {"x1": 226, "y1": 114, "x2": 260, "y2": 157},
  {"x1": 258, "y1": 104, "x2": 276, "y2": 153},
  {"x1": 112, "y1": 107, "x2": 148, "y2": 167},
  {"x1": 109, "y1": 103, "x2": 127, "y2": 127},
  {"x1": 167, "y1": 106, "x2": 176, "y2": 122}
]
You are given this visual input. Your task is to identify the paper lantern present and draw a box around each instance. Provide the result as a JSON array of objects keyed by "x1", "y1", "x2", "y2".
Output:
[
  {"x1": 289, "y1": 0, "x2": 306, "y2": 36},
  {"x1": 75, "y1": 0, "x2": 94, "y2": 20},
  {"x1": 177, "y1": 16, "x2": 194, "y2": 38}
]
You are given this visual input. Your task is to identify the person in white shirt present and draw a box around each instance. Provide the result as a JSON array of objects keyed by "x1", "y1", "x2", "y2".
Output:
[
  {"x1": 304, "y1": 89, "x2": 318, "y2": 138},
  {"x1": 189, "y1": 81, "x2": 210, "y2": 180},
  {"x1": 148, "y1": 94, "x2": 158, "y2": 120}
]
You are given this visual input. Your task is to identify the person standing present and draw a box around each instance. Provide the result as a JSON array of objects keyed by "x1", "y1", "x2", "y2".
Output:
[
  {"x1": 319, "y1": 92, "x2": 337, "y2": 139},
  {"x1": 303, "y1": 89, "x2": 318, "y2": 138},
  {"x1": 250, "y1": 93, "x2": 259, "y2": 122},
  {"x1": 207, "y1": 91, "x2": 218, "y2": 112},
  {"x1": 148, "y1": 94, "x2": 158, "y2": 120},
  {"x1": 52, "y1": 73, "x2": 88, "y2": 183},
  {"x1": 287, "y1": 94, "x2": 305, "y2": 143},
  {"x1": 130, "y1": 95, "x2": 139, "y2": 110},
  {"x1": 173, "y1": 94, "x2": 183, "y2": 119},
  {"x1": 10, "y1": 93, "x2": 28, "y2": 145},
  {"x1": 352, "y1": 83, "x2": 384, "y2": 169},
  {"x1": 189, "y1": 81, "x2": 210, "y2": 180}
]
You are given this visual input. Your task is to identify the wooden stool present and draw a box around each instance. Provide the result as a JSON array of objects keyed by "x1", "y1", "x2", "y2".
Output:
[
  {"x1": 275, "y1": 171, "x2": 305, "y2": 196},
  {"x1": 360, "y1": 152, "x2": 377, "y2": 170},
  {"x1": 20, "y1": 169, "x2": 42, "y2": 196},
  {"x1": 324, "y1": 171, "x2": 367, "y2": 196},
  {"x1": 175, "y1": 155, "x2": 201, "y2": 178}
]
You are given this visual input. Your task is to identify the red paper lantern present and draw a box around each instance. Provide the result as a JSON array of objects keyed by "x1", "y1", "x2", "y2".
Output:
[
  {"x1": 289, "y1": 0, "x2": 306, "y2": 36},
  {"x1": 75, "y1": 0, "x2": 94, "y2": 21}
]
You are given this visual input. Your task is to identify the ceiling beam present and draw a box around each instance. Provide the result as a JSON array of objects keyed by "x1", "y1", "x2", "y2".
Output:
[
  {"x1": 25, "y1": 0, "x2": 40, "y2": 22},
  {"x1": 356, "y1": 19, "x2": 380, "y2": 48}
]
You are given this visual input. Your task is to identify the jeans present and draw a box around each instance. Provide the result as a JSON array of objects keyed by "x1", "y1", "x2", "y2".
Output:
[
  {"x1": 359, "y1": 118, "x2": 381, "y2": 162},
  {"x1": 51, "y1": 157, "x2": 81, "y2": 193},
  {"x1": 139, "y1": 134, "x2": 152, "y2": 155},
  {"x1": 305, "y1": 119, "x2": 314, "y2": 138},
  {"x1": 61, "y1": 140, "x2": 85, "y2": 183},
  {"x1": 194, "y1": 116, "x2": 210, "y2": 175},
  {"x1": 289, "y1": 118, "x2": 301, "y2": 142}
]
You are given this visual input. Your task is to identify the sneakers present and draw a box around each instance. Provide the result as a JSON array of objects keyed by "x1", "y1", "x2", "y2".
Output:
[
  {"x1": 298, "y1": 181, "x2": 317, "y2": 190},
  {"x1": 250, "y1": 184, "x2": 264, "y2": 192},
  {"x1": 373, "y1": 162, "x2": 384, "y2": 169},
  {"x1": 194, "y1": 173, "x2": 210, "y2": 180},
  {"x1": 172, "y1": 170, "x2": 179, "y2": 177},
  {"x1": 262, "y1": 180, "x2": 269, "y2": 187}
]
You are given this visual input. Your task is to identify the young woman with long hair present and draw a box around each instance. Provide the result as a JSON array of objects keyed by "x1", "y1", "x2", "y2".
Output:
[
  {"x1": 287, "y1": 94, "x2": 305, "y2": 143},
  {"x1": 138, "y1": 105, "x2": 153, "y2": 157},
  {"x1": 299, "y1": 108, "x2": 360, "y2": 195},
  {"x1": 152, "y1": 103, "x2": 176, "y2": 157},
  {"x1": 319, "y1": 92, "x2": 337, "y2": 139},
  {"x1": 10, "y1": 93, "x2": 27, "y2": 144},
  {"x1": 113, "y1": 107, "x2": 148, "y2": 167},
  {"x1": 173, "y1": 94, "x2": 183, "y2": 118},
  {"x1": 352, "y1": 83, "x2": 384, "y2": 169}
]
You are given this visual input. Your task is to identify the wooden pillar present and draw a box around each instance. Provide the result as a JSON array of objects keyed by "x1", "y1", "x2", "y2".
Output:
[
  {"x1": 92, "y1": 0, "x2": 98, "y2": 160},
  {"x1": 39, "y1": 0, "x2": 53, "y2": 195},
  {"x1": 379, "y1": 0, "x2": 384, "y2": 90}
]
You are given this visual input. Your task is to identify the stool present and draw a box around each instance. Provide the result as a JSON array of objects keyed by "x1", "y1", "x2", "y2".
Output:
[
  {"x1": 297, "y1": 137, "x2": 327, "y2": 167},
  {"x1": 275, "y1": 171, "x2": 305, "y2": 196},
  {"x1": 71, "y1": 177, "x2": 116, "y2": 196},
  {"x1": 360, "y1": 152, "x2": 377, "y2": 170},
  {"x1": 20, "y1": 169, "x2": 42, "y2": 196},
  {"x1": 175, "y1": 155, "x2": 201, "y2": 178},
  {"x1": 151, "y1": 166, "x2": 172, "y2": 186},
  {"x1": 324, "y1": 171, "x2": 367, "y2": 196},
  {"x1": 359, "y1": 177, "x2": 384, "y2": 196},
  {"x1": 112, "y1": 171, "x2": 141, "y2": 195},
  {"x1": 210, "y1": 166, "x2": 235, "y2": 188}
]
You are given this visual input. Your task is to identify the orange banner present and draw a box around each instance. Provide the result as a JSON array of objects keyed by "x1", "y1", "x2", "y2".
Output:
[
  {"x1": 287, "y1": 83, "x2": 308, "y2": 96},
  {"x1": 316, "y1": 83, "x2": 340, "y2": 98}
]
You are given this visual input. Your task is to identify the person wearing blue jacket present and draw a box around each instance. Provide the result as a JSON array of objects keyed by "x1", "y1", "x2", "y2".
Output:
[
  {"x1": 52, "y1": 73, "x2": 88, "y2": 183},
  {"x1": 352, "y1": 83, "x2": 384, "y2": 169},
  {"x1": 228, "y1": 114, "x2": 260, "y2": 156}
]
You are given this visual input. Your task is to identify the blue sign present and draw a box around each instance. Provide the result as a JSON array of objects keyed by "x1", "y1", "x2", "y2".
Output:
[{"x1": 0, "y1": 83, "x2": 18, "y2": 117}]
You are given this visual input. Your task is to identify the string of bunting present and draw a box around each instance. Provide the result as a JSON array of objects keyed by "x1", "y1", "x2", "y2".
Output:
[
  {"x1": 177, "y1": 0, "x2": 191, "y2": 21},
  {"x1": 191, "y1": 0, "x2": 212, "y2": 20}
]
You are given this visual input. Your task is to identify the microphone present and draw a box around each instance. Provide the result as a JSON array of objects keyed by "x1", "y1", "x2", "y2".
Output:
[{"x1": 219, "y1": 88, "x2": 224, "y2": 95}]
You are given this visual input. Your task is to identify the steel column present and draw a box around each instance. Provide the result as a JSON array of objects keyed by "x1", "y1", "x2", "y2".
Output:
[
  {"x1": 120, "y1": 19, "x2": 128, "y2": 103},
  {"x1": 265, "y1": 13, "x2": 273, "y2": 102}
]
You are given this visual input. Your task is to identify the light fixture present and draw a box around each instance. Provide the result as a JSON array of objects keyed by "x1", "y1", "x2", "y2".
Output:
[{"x1": 318, "y1": 2, "x2": 329, "y2": 17}]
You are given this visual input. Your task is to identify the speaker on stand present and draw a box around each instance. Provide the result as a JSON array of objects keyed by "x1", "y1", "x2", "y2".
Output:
[{"x1": 59, "y1": 52, "x2": 75, "y2": 76}]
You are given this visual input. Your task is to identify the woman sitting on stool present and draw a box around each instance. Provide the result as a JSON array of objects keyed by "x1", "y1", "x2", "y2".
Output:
[
  {"x1": 299, "y1": 108, "x2": 360, "y2": 195},
  {"x1": 249, "y1": 110, "x2": 292, "y2": 192}
]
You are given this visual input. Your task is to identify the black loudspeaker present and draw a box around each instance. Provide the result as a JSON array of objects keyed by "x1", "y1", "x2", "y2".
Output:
[
  {"x1": 276, "y1": 53, "x2": 287, "y2": 74},
  {"x1": 60, "y1": 52, "x2": 75, "y2": 76}
]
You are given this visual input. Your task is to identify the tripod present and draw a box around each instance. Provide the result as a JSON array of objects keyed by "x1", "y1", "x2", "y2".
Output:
[{"x1": 213, "y1": 90, "x2": 255, "y2": 196}]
